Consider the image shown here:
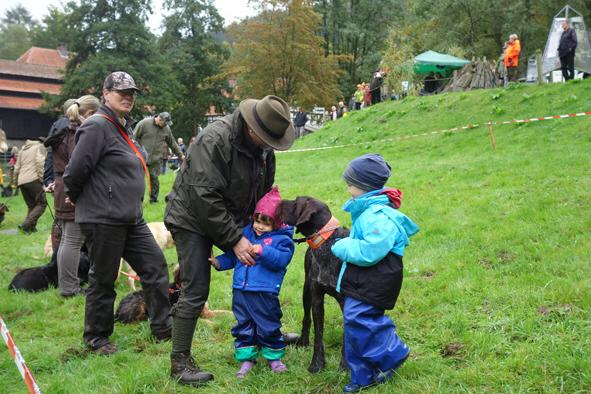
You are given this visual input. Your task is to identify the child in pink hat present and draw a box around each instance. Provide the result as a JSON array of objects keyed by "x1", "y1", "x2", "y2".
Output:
[{"x1": 210, "y1": 186, "x2": 295, "y2": 378}]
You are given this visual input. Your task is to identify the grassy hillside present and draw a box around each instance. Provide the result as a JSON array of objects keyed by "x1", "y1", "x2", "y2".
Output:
[{"x1": 1, "y1": 79, "x2": 590, "y2": 393}]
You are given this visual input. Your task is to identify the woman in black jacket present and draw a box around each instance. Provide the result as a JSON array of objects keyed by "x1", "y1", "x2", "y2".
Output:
[{"x1": 64, "y1": 72, "x2": 172, "y2": 355}]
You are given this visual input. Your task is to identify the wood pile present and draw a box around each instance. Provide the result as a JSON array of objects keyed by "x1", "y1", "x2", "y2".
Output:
[{"x1": 443, "y1": 57, "x2": 497, "y2": 92}]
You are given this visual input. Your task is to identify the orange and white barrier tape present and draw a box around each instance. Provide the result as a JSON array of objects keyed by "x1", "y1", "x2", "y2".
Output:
[
  {"x1": 119, "y1": 270, "x2": 140, "y2": 281},
  {"x1": 0, "y1": 316, "x2": 42, "y2": 394},
  {"x1": 279, "y1": 110, "x2": 591, "y2": 154}
]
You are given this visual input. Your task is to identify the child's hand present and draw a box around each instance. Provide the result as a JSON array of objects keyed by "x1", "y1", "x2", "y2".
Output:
[
  {"x1": 250, "y1": 244, "x2": 262, "y2": 256},
  {"x1": 208, "y1": 256, "x2": 220, "y2": 270}
]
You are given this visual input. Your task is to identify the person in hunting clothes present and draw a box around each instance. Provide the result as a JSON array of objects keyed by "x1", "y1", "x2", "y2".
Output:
[{"x1": 134, "y1": 112, "x2": 184, "y2": 203}]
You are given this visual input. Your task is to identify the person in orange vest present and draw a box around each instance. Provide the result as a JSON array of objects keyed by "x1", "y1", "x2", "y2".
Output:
[{"x1": 503, "y1": 34, "x2": 521, "y2": 82}]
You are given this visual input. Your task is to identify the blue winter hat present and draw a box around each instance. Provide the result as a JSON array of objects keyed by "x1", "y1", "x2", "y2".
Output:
[{"x1": 343, "y1": 153, "x2": 391, "y2": 191}]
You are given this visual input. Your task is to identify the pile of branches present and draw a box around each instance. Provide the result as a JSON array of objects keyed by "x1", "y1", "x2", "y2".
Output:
[{"x1": 443, "y1": 57, "x2": 497, "y2": 92}]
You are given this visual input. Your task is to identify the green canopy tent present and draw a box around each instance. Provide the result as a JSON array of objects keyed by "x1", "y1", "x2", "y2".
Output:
[{"x1": 413, "y1": 50, "x2": 470, "y2": 76}]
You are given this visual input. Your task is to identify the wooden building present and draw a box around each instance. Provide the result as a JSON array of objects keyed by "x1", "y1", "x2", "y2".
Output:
[{"x1": 0, "y1": 46, "x2": 66, "y2": 144}]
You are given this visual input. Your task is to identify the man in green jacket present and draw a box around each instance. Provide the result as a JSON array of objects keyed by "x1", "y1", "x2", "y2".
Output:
[
  {"x1": 134, "y1": 112, "x2": 184, "y2": 202},
  {"x1": 164, "y1": 95, "x2": 294, "y2": 386}
]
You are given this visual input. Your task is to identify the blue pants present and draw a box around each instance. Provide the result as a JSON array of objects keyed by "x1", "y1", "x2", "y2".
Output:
[
  {"x1": 344, "y1": 296, "x2": 410, "y2": 386},
  {"x1": 231, "y1": 289, "x2": 285, "y2": 361}
]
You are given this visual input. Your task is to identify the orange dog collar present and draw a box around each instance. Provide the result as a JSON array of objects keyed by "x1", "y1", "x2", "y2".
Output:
[{"x1": 306, "y1": 216, "x2": 340, "y2": 250}]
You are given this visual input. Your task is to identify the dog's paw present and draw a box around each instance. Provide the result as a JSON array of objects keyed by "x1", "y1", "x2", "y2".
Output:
[{"x1": 308, "y1": 361, "x2": 325, "y2": 373}]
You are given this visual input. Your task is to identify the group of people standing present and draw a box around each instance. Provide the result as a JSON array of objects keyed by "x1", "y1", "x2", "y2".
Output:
[
  {"x1": 502, "y1": 19, "x2": 578, "y2": 84},
  {"x1": 5, "y1": 68, "x2": 422, "y2": 392}
]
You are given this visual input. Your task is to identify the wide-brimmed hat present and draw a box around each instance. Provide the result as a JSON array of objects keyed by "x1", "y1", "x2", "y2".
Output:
[{"x1": 238, "y1": 95, "x2": 294, "y2": 151}]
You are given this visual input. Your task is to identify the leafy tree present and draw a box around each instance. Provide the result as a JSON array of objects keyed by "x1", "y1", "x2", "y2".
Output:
[
  {"x1": 222, "y1": 0, "x2": 343, "y2": 108},
  {"x1": 1, "y1": 5, "x2": 37, "y2": 30},
  {"x1": 0, "y1": 5, "x2": 37, "y2": 60},
  {"x1": 29, "y1": 6, "x2": 73, "y2": 49},
  {"x1": 45, "y1": 0, "x2": 178, "y2": 119},
  {"x1": 312, "y1": 0, "x2": 405, "y2": 98},
  {"x1": 0, "y1": 24, "x2": 31, "y2": 60},
  {"x1": 159, "y1": 0, "x2": 230, "y2": 138}
]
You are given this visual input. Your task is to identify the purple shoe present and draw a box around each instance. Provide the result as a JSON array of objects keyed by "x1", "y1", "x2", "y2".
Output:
[
  {"x1": 269, "y1": 359, "x2": 287, "y2": 373},
  {"x1": 236, "y1": 361, "x2": 255, "y2": 378}
]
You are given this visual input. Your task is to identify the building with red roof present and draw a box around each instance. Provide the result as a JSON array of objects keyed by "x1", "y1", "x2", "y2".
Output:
[{"x1": 0, "y1": 46, "x2": 67, "y2": 142}]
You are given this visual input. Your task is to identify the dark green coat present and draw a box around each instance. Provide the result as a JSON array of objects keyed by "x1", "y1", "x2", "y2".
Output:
[
  {"x1": 134, "y1": 117, "x2": 182, "y2": 165},
  {"x1": 164, "y1": 111, "x2": 275, "y2": 251}
]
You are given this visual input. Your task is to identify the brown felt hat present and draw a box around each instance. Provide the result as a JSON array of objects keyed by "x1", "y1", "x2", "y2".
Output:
[{"x1": 238, "y1": 95, "x2": 295, "y2": 151}]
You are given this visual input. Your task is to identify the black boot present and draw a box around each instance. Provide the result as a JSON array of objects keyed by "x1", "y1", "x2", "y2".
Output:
[{"x1": 170, "y1": 352, "x2": 214, "y2": 386}]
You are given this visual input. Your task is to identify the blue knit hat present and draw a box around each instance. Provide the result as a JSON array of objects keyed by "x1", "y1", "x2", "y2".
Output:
[{"x1": 343, "y1": 154, "x2": 391, "y2": 192}]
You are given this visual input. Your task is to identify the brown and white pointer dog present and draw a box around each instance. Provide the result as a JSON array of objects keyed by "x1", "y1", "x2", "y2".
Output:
[{"x1": 279, "y1": 196, "x2": 349, "y2": 373}]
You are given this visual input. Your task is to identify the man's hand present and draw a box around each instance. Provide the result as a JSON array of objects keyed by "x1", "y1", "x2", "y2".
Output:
[{"x1": 233, "y1": 236, "x2": 256, "y2": 266}]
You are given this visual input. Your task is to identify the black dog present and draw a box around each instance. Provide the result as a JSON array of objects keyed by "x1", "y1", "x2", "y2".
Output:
[
  {"x1": 0, "y1": 202, "x2": 8, "y2": 225},
  {"x1": 279, "y1": 196, "x2": 349, "y2": 373},
  {"x1": 8, "y1": 251, "x2": 90, "y2": 292}
]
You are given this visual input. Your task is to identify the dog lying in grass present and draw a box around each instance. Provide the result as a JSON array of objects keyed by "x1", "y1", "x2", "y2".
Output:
[
  {"x1": 9, "y1": 251, "x2": 90, "y2": 292},
  {"x1": 279, "y1": 196, "x2": 349, "y2": 373},
  {"x1": 115, "y1": 264, "x2": 231, "y2": 324}
]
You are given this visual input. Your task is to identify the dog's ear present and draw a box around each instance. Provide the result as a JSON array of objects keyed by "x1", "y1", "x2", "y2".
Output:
[{"x1": 293, "y1": 197, "x2": 318, "y2": 227}]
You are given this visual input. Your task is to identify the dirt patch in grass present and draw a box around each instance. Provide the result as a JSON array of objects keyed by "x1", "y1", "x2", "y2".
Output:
[
  {"x1": 421, "y1": 271, "x2": 436, "y2": 280},
  {"x1": 60, "y1": 347, "x2": 90, "y2": 363},
  {"x1": 497, "y1": 250, "x2": 515, "y2": 263},
  {"x1": 441, "y1": 342, "x2": 464, "y2": 358},
  {"x1": 5, "y1": 309, "x2": 32, "y2": 321},
  {"x1": 478, "y1": 258, "x2": 493, "y2": 269}
]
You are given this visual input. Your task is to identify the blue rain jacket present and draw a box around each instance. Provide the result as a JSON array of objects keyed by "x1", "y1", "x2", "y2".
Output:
[
  {"x1": 216, "y1": 224, "x2": 295, "y2": 295},
  {"x1": 332, "y1": 189, "x2": 419, "y2": 292}
]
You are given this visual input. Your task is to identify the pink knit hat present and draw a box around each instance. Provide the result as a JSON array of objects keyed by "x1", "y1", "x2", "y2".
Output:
[{"x1": 254, "y1": 186, "x2": 282, "y2": 222}]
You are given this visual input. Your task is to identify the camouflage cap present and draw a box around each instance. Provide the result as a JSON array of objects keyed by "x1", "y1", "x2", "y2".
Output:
[
  {"x1": 103, "y1": 71, "x2": 141, "y2": 92},
  {"x1": 158, "y1": 112, "x2": 173, "y2": 126}
]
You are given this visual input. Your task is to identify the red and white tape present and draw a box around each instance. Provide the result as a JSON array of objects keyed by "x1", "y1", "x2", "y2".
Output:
[
  {"x1": 0, "y1": 316, "x2": 42, "y2": 394},
  {"x1": 279, "y1": 110, "x2": 591, "y2": 154}
]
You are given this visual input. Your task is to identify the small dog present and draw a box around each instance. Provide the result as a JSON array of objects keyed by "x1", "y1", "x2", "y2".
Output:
[
  {"x1": 115, "y1": 264, "x2": 230, "y2": 323},
  {"x1": 9, "y1": 251, "x2": 90, "y2": 292},
  {"x1": 0, "y1": 202, "x2": 8, "y2": 225},
  {"x1": 279, "y1": 196, "x2": 349, "y2": 373}
]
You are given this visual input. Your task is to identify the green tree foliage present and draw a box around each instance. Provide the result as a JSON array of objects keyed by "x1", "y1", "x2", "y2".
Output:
[
  {"x1": 29, "y1": 6, "x2": 72, "y2": 49},
  {"x1": 0, "y1": 5, "x2": 37, "y2": 60},
  {"x1": 159, "y1": 0, "x2": 230, "y2": 138},
  {"x1": 45, "y1": 0, "x2": 178, "y2": 118},
  {"x1": 312, "y1": 0, "x2": 405, "y2": 98},
  {"x1": 222, "y1": 0, "x2": 343, "y2": 108}
]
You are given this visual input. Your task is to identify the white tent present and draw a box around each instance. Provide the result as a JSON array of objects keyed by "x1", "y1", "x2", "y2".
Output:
[{"x1": 541, "y1": 5, "x2": 591, "y2": 76}]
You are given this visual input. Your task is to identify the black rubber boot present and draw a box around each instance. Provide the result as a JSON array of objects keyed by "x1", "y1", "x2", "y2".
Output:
[{"x1": 170, "y1": 352, "x2": 214, "y2": 386}]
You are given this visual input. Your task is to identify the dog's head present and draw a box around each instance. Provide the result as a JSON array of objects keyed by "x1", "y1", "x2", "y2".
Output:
[{"x1": 279, "y1": 197, "x2": 333, "y2": 237}]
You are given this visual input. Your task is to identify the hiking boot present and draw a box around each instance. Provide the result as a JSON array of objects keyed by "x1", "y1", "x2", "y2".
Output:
[
  {"x1": 171, "y1": 352, "x2": 214, "y2": 386},
  {"x1": 236, "y1": 360, "x2": 255, "y2": 378},
  {"x1": 153, "y1": 327, "x2": 172, "y2": 343},
  {"x1": 91, "y1": 342, "x2": 118, "y2": 356},
  {"x1": 268, "y1": 359, "x2": 287, "y2": 373}
]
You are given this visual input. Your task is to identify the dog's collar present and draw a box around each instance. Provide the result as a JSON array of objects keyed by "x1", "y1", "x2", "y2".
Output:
[{"x1": 306, "y1": 216, "x2": 340, "y2": 250}]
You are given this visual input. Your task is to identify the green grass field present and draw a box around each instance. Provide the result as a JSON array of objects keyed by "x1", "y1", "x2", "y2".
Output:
[{"x1": 1, "y1": 79, "x2": 590, "y2": 393}]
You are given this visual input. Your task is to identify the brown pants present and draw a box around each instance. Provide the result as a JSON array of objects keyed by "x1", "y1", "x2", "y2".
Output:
[{"x1": 19, "y1": 180, "x2": 47, "y2": 230}]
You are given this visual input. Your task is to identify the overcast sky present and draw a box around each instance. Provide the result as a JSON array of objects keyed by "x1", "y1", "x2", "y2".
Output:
[{"x1": 0, "y1": 0, "x2": 257, "y2": 31}]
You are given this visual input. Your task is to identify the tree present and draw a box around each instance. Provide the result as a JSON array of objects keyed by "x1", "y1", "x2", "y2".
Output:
[
  {"x1": 0, "y1": 5, "x2": 37, "y2": 60},
  {"x1": 222, "y1": 0, "x2": 342, "y2": 108},
  {"x1": 159, "y1": 0, "x2": 230, "y2": 138},
  {"x1": 45, "y1": 0, "x2": 178, "y2": 119},
  {"x1": 30, "y1": 6, "x2": 72, "y2": 49},
  {"x1": 312, "y1": 0, "x2": 405, "y2": 98}
]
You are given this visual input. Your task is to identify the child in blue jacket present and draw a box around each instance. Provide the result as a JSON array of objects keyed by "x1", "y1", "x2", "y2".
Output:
[
  {"x1": 210, "y1": 186, "x2": 295, "y2": 378},
  {"x1": 331, "y1": 154, "x2": 419, "y2": 393}
]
